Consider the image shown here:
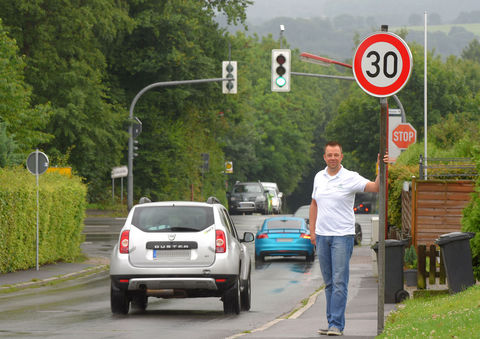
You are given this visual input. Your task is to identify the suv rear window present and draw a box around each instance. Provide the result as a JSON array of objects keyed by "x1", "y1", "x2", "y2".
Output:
[
  {"x1": 131, "y1": 206, "x2": 214, "y2": 232},
  {"x1": 233, "y1": 184, "x2": 262, "y2": 193}
]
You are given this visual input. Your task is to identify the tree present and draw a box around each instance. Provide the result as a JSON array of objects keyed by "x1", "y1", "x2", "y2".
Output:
[
  {"x1": 0, "y1": 0, "x2": 133, "y2": 200},
  {"x1": 0, "y1": 18, "x2": 52, "y2": 155},
  {"x1": 462, "y1": 39, "x2": 480, "y2": 63}
]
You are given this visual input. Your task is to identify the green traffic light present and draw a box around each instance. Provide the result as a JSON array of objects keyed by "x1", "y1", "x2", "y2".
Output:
[{"x1": 276, "y1": 76, "x2": 286, "y2": 87}]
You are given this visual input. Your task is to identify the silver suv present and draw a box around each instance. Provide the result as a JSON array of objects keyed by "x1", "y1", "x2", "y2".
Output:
[{"x1": 110, "y1": 197, "x2": 254, "y2": 315}]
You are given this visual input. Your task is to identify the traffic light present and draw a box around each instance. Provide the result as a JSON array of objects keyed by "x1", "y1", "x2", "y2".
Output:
[
  {"x1": 271, "y1": 49, "x2": 291, "y2": 92},
  {"x1": 222, "y1": 61, "x2": 237, "y2": 94},
  {"x1": 201, "y1": 153, "x2": 209, "y2": 172},
  {"x1": 133, "y1": 139, "x2": 139, "y2": 158}
]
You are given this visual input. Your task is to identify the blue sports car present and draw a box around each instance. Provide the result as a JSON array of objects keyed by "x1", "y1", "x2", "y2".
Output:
[{"x1": 255, "y1": 216, "x2": 315, "y2": 262}]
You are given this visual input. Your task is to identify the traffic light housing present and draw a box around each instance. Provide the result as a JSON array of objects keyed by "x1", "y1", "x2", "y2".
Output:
[
  {"x1": 133, "y1": 139, "x2": 139, "y2": 158},
  {"x1": 271, "y1": 49, "x2": 291, "y2": 92},
  {"x1": 222, "y1": 61, "x2": 237, "y2": 94}
]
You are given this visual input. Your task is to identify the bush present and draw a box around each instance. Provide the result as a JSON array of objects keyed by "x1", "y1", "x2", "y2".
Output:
[
  {"x1": 387, "y1": 163, "x2": 417, "y2": 232},
  {"x1": 404, "y1": 245, "x2": 418, "y2": 269},
  {"x1": 0, "y1": 167, "x2": 87, "y2": 273},
  {"x1": 462, "y1": 148, "x2": 480, "y2": 280}
]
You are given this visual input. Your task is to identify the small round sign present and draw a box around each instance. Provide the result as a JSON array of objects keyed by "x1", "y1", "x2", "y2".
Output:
[
  {"x1": 26, "y1": 150, "x2": 49, "y2": 175},
  {"x1": 353, "y1": 32, "x2": 413, "y2": 97}
]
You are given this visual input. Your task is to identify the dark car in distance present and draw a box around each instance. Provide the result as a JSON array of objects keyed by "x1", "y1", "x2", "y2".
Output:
[{"x1": 227, "y1": 181, "x2": 269, "y2": 215}]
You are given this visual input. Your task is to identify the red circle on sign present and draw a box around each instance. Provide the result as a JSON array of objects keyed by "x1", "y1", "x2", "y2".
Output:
[
  {"x1": 353, "y1": 32, "x2": 412, "y2": 97},
  {"x1": 392, "y1": 123, "x2": 417, "y2": 149}
]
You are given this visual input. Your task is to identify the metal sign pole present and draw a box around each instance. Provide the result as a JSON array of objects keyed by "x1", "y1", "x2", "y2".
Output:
[
  {"x1": 35, "y1": 149, "x2": 40, "y2": 271},
  {"x1": 26, "y1": 149, "x2": 49, "y2": 272},
  {"x1": 121, "y1": 177, "x2": 124, "y2": 204},
  {"x1": 378, "y1": 97, "x2": 388, "y2": 333}
]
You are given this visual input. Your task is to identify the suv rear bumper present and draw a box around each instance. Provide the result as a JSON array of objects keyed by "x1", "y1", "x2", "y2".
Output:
[{"x1": 111, "y1": 274, "x2": 238, "y2": 297}]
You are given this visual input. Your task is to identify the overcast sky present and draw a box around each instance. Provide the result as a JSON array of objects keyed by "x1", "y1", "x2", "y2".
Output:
[{"x1": 245, "y1": 0, "x2": 480, "y2": 24}]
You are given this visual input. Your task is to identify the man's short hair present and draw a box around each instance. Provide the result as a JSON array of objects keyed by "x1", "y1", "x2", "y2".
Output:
[{"x1": 325, "y1": 141, "x2": 343, "y2": 153}]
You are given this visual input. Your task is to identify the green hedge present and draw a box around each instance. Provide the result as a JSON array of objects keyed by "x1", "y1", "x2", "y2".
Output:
[
  {"x1": 462, "y1": 150, "x2": 480, "y2": 280},
  {"x1": 0, "y1": 167, "x2": 87, "y2": 273}
]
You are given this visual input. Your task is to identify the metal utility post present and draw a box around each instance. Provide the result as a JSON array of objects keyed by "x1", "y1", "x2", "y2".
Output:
[{"x1": 279, "y1": 25, "x2": 285, "y2": 48}]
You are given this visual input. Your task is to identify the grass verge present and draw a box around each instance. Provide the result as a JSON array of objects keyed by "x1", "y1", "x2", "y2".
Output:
[{"x1": 378, "y1": 284, "x2": 480, "y2": 338}]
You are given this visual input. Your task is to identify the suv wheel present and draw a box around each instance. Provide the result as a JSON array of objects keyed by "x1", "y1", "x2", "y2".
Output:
[
  {"x1": 111, "y1": 282, "x2": 130, "y2": 315},
  {"x1": 223, "y1": 277, "x2": 241, "y2": 314},
  {"x1": 131, "y1": 292, "x2": 148, "y2": 311},
  {"x1": 240, "y1": 271, "x2": 251, "y2": 311}
]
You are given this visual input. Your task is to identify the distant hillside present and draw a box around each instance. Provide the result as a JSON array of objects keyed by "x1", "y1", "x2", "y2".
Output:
[{"x1": 229, "y1": 16, "x2": 480, "y2": 61}]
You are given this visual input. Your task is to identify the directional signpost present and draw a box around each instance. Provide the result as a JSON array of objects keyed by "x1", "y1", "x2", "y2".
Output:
[
  {"x1": 353, "y1": 28, "x2": 413, "y2": 334},
  {"x1": 111, "y1": 166, "x2": 128, "y2": 204}
]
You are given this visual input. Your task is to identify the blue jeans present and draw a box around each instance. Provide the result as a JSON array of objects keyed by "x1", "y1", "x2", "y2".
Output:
[{"x1": 316, "y1": 235, "x2": 354, "y2": 332}]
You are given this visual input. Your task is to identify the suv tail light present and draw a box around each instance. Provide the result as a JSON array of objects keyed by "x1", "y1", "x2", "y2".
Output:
[
  {"x1": 215, "y1": 230, "x2": 226, "y2": 253},
  {"x1": 119, "y1": 230, "x2": 130, "y2": 254}
]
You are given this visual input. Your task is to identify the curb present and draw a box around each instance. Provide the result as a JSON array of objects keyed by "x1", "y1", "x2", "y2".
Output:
[
  {"x1": 225, "y1": 285, "x2": 325, "y2": 339},
  {"x1": 0, "y1": 264, "x2": 109, "y2": 293}
]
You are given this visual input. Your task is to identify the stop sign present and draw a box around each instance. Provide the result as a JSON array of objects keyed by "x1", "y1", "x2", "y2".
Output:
[{"x1": 392, "y1": 123, "x2": 417, "y2": 149}]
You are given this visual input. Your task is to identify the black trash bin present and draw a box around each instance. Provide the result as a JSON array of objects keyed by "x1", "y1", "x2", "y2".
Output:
[
  {"x1": 373, "y1": 239, "x2": 409, "y2": 303},
  {"x1": 435, "y1": 232, "x2": 476, "y2": 293}
]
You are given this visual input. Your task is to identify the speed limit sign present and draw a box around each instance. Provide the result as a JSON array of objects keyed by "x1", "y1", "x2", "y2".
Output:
[{"x1": 353, "y1": 32, "x2": 412, "y2": 97}]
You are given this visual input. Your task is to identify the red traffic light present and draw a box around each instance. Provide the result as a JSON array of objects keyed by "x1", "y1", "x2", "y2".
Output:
[{"x1": 276, "y1": 54, "x2": 286, "y2": 65}]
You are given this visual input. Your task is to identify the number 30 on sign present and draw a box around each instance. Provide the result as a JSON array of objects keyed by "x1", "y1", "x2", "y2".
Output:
[{"x1": 353, "y1": 32, "x2": 412, "y2": 98}]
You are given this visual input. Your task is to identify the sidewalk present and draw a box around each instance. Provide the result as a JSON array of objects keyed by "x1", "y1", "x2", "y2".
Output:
[
  {"x1": 237, "y1": 246, "x2": 397, "y2": 339},
  {"x1": 0, "y1": 257, "x2": 108, "y2": 292}
]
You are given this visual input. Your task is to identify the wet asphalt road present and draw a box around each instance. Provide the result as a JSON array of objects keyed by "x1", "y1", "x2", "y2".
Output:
[{"x1": 0, "y1": 214, "x2": 323, "y2": 338}]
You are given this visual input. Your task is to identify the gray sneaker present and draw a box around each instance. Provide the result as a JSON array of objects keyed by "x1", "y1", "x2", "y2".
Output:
[
  {"x1": 327, "y1": 327, "x2": 343, "y2": 336},
  {"x1": 317, "y1": 328, "x2": 329, "y2": 335}
]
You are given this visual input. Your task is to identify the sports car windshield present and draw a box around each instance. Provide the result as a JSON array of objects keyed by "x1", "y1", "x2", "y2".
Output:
[{"x1": 131, "y1": 206, "x2": 214, "y2": 232}]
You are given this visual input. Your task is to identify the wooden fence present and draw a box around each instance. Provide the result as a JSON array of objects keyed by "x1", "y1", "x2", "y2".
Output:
[
  {"x1": 416, "y1": 244, "x2": 446, "y2": 289},
  {"x1": 402, "y1": 179, "x2": 475, "y2": 247}
]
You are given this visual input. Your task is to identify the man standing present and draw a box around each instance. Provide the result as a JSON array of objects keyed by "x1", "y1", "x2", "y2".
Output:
[{"x1": 309, "y1": 141, "x2": 382, "y2": 336}]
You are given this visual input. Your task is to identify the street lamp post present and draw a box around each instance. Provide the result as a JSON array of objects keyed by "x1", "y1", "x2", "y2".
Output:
[{"x1": 127, "y1": 77, "x2": 233, "y2": 210}]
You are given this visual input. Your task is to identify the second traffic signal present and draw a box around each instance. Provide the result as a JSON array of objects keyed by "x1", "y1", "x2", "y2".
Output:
[
  {"x1": 222, "y1": 61, "x2": 237, "y2": 94},
  {"x1": 271, "y1": 49, "x2": 291, "y2": 92}
]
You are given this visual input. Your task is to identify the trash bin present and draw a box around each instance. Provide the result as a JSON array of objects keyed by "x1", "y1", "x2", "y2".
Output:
[
  {"x1": 435, "y1": 232, "x2": 476, "y2": 293},
  {"x1": 373, "y1": 239, "x2": 409, "y2": 303}
]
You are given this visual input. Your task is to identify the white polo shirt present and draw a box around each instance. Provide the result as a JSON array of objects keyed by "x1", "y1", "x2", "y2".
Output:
[{"x1": 311, "y1": 166, "x2": 369, "y2": 236}]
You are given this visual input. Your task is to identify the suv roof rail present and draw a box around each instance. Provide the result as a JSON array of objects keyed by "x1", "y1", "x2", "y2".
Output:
[
  {"x1": 206, "y1": 196, "x2": 221, "y2": 204},
  {"x1": 138, "y1": 196, "x2": 152, "y2": 204}
]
